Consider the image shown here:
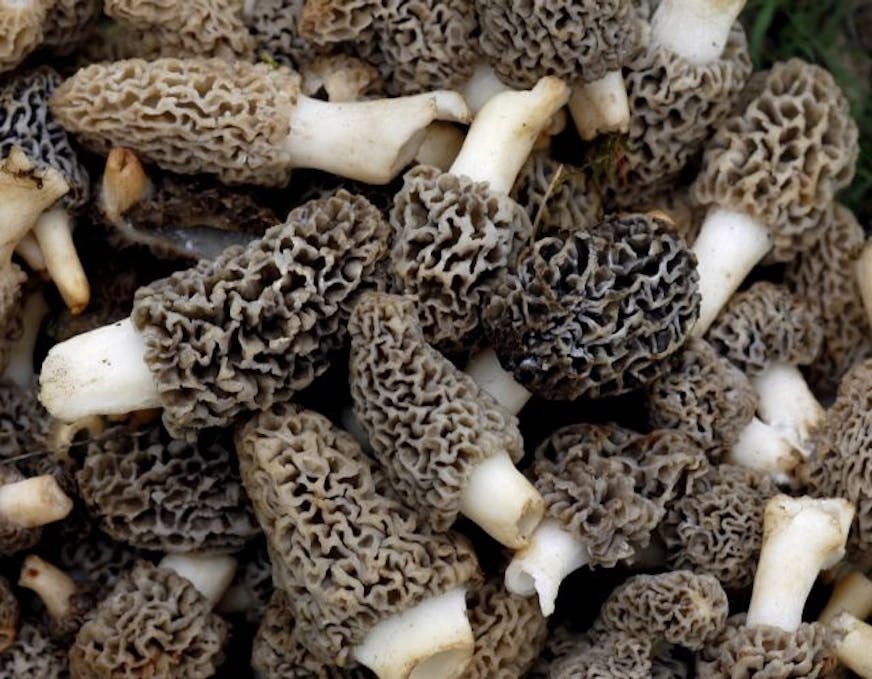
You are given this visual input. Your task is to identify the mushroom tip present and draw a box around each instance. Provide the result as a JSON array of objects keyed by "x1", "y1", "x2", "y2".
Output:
[
  {"x1": 428, "y1": 90, "x2": 471, "y2": 125},
  {"x1": 100, "y1": 147, "x2": 150, "y2": 220}
]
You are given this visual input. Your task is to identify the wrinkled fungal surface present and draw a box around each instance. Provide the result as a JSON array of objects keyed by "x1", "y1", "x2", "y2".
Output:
[
  {"x1": 692, "y1": 59, "x2": 858, "y2": 261},
  {"x1": 476, "y1": 0, "x2": 642, "y2": 88},
  {"x1": 0, "y1": 576, "x2": 18, "y2": 652},
  {"x1": 547, "y1": 629, "x2": 653, "y2": 679},
  {"x1": 248, "y1": 0, "x2": 325, "y2": 67},
  {"x1": 0, "y1": 266, "x2": 25, "y2": 374},
  {"x1": 236, "y1": 402, "x2": 480, "y2": 664},
  {"x1": 0, "y1": 620, "x2": 68, "y2": 679},
  {"x1": 56, "y1": 532, "x2": 140, "y2": 601},
  {"x1": 660, "y1": 464, "x2": 776, "y2": 591},
  {"x1": 483, "y1": 213, "x2": 700, "y2": 400},
  {"x1": 42, "y1": 0, "x2": 100, "y2": 56},
  {"x1": 50, "y1": 58, "x2": 302, "y2": 186},
  {"x1": 0, "y1": 465, "x2": 42, "y2": 556},
  {"x1": 391, "y1": 165, "x2": 531, "y2": 350},
  {"x1": 349, "y1": 292, "x2": 524, "y2": 532},
  {"x1": 647, "y1": 338, "x2": 758, "y2": 460},
  {"x1": 705, "y1": 282, "x2": 823, "y2": 377},
  {"x1": 131, "y1": 190, "x2": 390, "y2": 440},
  {"x1": 69, "y1": 561, "x2": 228, "y2": 679},
  {"x1": 532, "y1": 423, "x2": 707, "y2": 567},
  {"x1": 77, "y1": 422, "x2": 260, "y2": 553},
  {"x1": 0, "y1": 380, "x2": 49, "y2": 465},
  {"x1": 0, "y1": 0, "x2": 49, "y2": 73}
]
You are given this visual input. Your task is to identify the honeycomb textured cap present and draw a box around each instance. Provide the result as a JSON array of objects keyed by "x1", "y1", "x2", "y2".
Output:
[
  {"x1": 41, "y1": 0, "x2": 100, "y2": 56},
  {"x1": 705, "y1": 281, "x2": 823, "y2": 377},
  {"x1": 131, "y1": 190, "x2": 390, "y2": 441},
  {"x1": 77, "y1": 422, "x2": 260, "y2": 553},
  {"x1": 56, "y1": 532, "x2": 140, "y2": 601},
  {"x1": 236, "y1": 401, "x2": 480, "y2": 664},
  {"x1": 696, "y1": 616, "x2": 837, "y2": 679},
  {"x1": 391, "y1": 165, "x2": 531, "y2": 351},
  {"x1": 546, "y1": 628, "x2": 654, "y2": 679},
  {"x1": 647, "y1": 338, "x2": 758, "y2": 460},
  {"x1": 348, "y1": 292, "x2": 524, "y2": 532},
  {"x1": 0, "y1": 621, "x2": 67, "y2": 679},
  {"x1": 477, "y1": 0, "x2": 643, "y2": 88},
  {"x1": 0, "y1": 466, "x2": 42, "y2": 556},
  {"x1": 532, "y1": 423, "x2": 707, "y2": 567},
  {"x1": 248, "y1": 0, "x2": 327, "y2": 68},
  {"x1": 0, "y1": 0, "x2": 49, "y2": 73},
  {"x1": 50, "y1": 58, "x2": 302, "y2": 187},
  {"x1": 692, "y1": 59, "x2": 859, "y2": 261},
  {"x1": 784, "y1": 204, "x2": 871, "y2": 398},
  {"x1": 660, "y1": 464, "x2": 776, "y2": 591},
  {"x1": 69, "y1": 561, "x2": 229, "y2": 679},
  {"x1": 483, "y1": 213, "x2": 700, "y2": 400}
]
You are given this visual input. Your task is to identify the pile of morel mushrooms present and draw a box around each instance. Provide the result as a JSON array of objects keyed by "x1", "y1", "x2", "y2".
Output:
[{"x1": 0, "y1": 0, "x2": 870, "y2": 677}]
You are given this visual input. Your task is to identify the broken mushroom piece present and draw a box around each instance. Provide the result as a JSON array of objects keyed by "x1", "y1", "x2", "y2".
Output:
[
  {"x1": 348, "y1": 292, "x2": 544, "y2": 548},
  {"x1": 0, "y1": 466, "x2": 73, "y2": 556},
  {"x1": 0, "y1": 0, "x2": 50, "y2": 73},
  {"x1": 0, "y1": 576, "x2": 18, "y2": 653},
  {"x1": 650, "y1": 0, "x2": 745, "y2": 65},
  {"x1": 236, "y1": 402, "x2": 481, "y2": 677},
  {"x1": 40, "y1": 190, "x2": 390, "y2": 441},
  {"x1": 50, "y1": 58, "x2": 469, "y2": 187},
  {"x1": 18, "y1": 555, "x2": 95, "y2": 641},
  {"x1": 819, "y1": 570, "x2": 872, "y2": 624},
  {"x1": 0, "y1": 620, "x2": 68, "y2": 679},
  {"x1": 690, "y1": 59, "x2": 859, "y2": 336}
]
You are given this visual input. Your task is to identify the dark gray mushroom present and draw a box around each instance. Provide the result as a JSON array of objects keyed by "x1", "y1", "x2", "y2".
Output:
[
  {"x1": 247, "y1": 0, "x2": 325, "y2": 68},
  {"x1": 41, "y1": 0, "x2": 101, "y2": 56},
  {"x1": 0, "y1": 620, "x2": 68, "y2": 679}
]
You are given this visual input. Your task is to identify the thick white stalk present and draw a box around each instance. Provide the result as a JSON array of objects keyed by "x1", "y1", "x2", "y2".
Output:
[
  {"x1": 32, "y1": 207, "x2": 90, "y2": 315},
  {"x1": 461, "y1": 62, "x2": 511, "y2": 114},
  {"x1": 39, "y1": 318, "x2": 161, "y2": 421},
  {"x1": 0, "y1": 476, "x2": 73, "y2": 528},
  {"x1": 691, "y1": 206, "x2": 772, "y2": 337},
  {"x1": 458, "y1": 450, "x2": 544, "y2": 549},
  {"x1": 464, "y1": 347, "x2": 532, "y2": 415},
  {"x1": 3, "y1": 289, "x2": 48, "y2": 387},
  {"x1": 285, "y1": 92, "x2": 470, "y2": 184},
  {"x1": 832, "y1": 613, "x2": 872, "y2": 678},
  {"x1": 752, "y1": 362, "x2": 823, "y2": 458},
  {"x1": 98, "y1": 147, "x2": 152, "y2": 224},
  {"x1": 449, "y1": 77, "x2": 571, "y2": 194},
  {"x1": 650, "y1": 0, "x2": 747, "y2": 64},
  {"x1": 819, "y1": 571, "x2": 872, "y2": 624},
  {"x1": 13, "y1": 232, "x2": 46, "y2": 273},
  {"x1": 18, "y1": 555, "x2": 76, "y2": 622},
  {"x1": 353, "y1": 586, "x2": 473, "y2": 679},
  {"x1": 504, "y1": 518, "x2": 590, "y2": 617},
  {"x1": 854, "y1": 240, "x2": 872, "y2": 333},
  {"x1": 414, "y1": 123, "x2": 465, "y2": 172},
  {"x1": 727, "y1": 417, "x2": 801, "y2": 484},
  {"x1": 568, "y1": 70, "x2": 630, "y2": 141},
  {"x1": 747, "y1": 495, "x2": 854, "y2": 632},
  {"x1": 159, "y1": 553, "x2": 237, "y2": 607}
]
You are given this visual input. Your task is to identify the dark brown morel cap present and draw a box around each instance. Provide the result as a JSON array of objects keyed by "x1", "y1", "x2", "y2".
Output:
[
  {"x1": 77, "y1": 422, "x2": 260, "y2": 553},
  {"x1": 647, "y1": 338, "x2": 758, "y2": 460},
  {"x1": 483, "y1": 213, "x2": 699, "y2": 400},
  {"x1": 692, "y1": 58, "x2": 858, "y2": 262},
  {"x1": 235, "y1": 402, "x2": 479, "y2": 665},
  {"x1": 348, "y1": 292, "x2": 523, "y2": 532},
  {"x1": 248, "y1": 0, "x2": 327, "y2": 68},
  {"x1": 391, "y1": 164, "x2": 531, "y2": 351},
  {"x1": 130, "y1": 190, "x2": 389, "y2": 440},
  {"x1": 69, "y1": 561, "x2": 229, "y2": 679},
  {"x1": 0, "y1": 620, "x2": 68, "y2": 679},
  {"x1": 705, "y1": 281, "x2": 823, "y2": 377}
]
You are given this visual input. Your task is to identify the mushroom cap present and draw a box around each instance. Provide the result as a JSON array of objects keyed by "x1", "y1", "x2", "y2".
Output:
[
  {"x1": 248, "y1": 0, "x2": 326, "y2": 68},
  {"x1": 55, "y1": 532, "x2": 140, "y2": 601},
  {"x1": 235, "y1": 401, "x2": 480, "y2": 664},
  {"x1": 532, "y1": 423, "x2": 707, "y2": 567},
  {"x1": 69, "y1": 561, "x2": 229, "y2": 679},
  {"x1": 0, "y1": 576, "x2": 19, "y2": 653},
  {"x1": 348, "y1": 292, "x2": 524, "y2": 532},
  {"x1": 482, "y1": 213, "x2": 700, "y2": 401},
  {"x1": 0, "y1": 0, "x2": 49, "y2": 74},
  {"x1": 696, "y1": 616, "x2": 837, "y2": 679},
  {"x1": 131, "y1": 190, "x2": 390, "y2": 441},
  {"x1": 692, "y1": 59, "x2": 859, "y2": 261},
  {"x1": 77, "y1": 422, "x2": 260, "y2": 554},
  {"x1": 547, "y1": 628, "x2": 653, "y2": 679},
  {"x1": 0, "y1": 620, "x2": 68, "y2": 679},
  {"x1": 660, "y1": 464, "x2": 777, "y2": 591},
  {"x1": 50, "y1": 58, "x2": 302, "y2": 187},
  {"x1": 0, "y1": 266, "x2": 25, "y2": 374},
  {"x1": 784, "y1": 203, "x2": 871, "y2": 398},
  {"x1": 390, "y1": 165, "x2": 531, "y2": 351},
  {"x1": 705, "y1": 281, "x2": 823, "y2": 377},
  {"x1": 647, "y1": 338, "x2": 758, "y2": 460},
  {"x1": 41, "y1": 0, "x2": 101, "y2": 56},
  {"x1": 476, "y1": 0, "x2": 643, "y2": 88},
  {"x1": 0, "y1": 466, "x2": 42, "y2": 556},
  {"x1": 0, "y1": 66, "x2": 90, "y2": 211}
]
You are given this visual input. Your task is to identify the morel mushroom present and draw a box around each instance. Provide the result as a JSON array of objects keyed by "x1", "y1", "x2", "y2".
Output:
[
  {"x1": 50, "y1": 57, "x2": 469, "y2": 187},
  {"x1": 0, "y1": 576, "x2": 18, "y2": 653},
  {"x1": 247, "y1": 0, "x2": 323, "y2": 68},
  {"x1": 55, "y1": 531, "x2": 140, "y2": 601},
  {"x1": 236, "y1": 402, "x2": 482, "y2": 678},
  {"x1": 0, "y1": 466, "x2": 73, "y2": 556},
  {"x1": 18, "y1": 554, "x2": 95, "y2": 641},
  {"x1": 348, "y1": 292, "x2": 544, "y2": 548},
  {"x1": 690, "y1": 59, "x2": 858, "y2": 335},
  {"x1": 544, "y1": 628, "x2": 654, "y2": 678},
  {"x1": 0, "y1": 0, "x2": 49, "y2": 73},
  {"x1": 0, "y1": 269, "x2": 26, "y2": 377},
  {"x1": 40, "y1": 190, "x2": 390, "y2": 441},
  {"x1": 41, "y1": 0, "x2": 100, "y2": 56},
  {"x1": 0, "y1": 620, "x2": 68, "y2": 679}
]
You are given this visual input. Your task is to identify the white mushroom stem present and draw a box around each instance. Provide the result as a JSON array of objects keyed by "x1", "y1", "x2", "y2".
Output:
[
  {"x1": 284, "y1": 91, "x2": 471, "y2": 185},
  {"x1": 746, "y1": 495, "x2": 854, "y2": 632},
  {"x1": 458, "y1": 450, "x2": 544, "y2": 549},
  {"x1": 18, "y1": 555, "x2": 76, "y2": 622},
  {"x1": 98, "y1": 147, "x2": 152, "y2": 224},
  {"x1": 819, "y1": 571, "x2": 872, "y2": 624},
  {"x1": 751, "y1": 362, "x2": 823, "y2": 457},
  {"x1": 854, "y1": 240, "x2": 872, "y2": 333},
  {"x1": 3, "y1": 289, "x2": 48, "y2": 387},
  {"x1": 464, "y1": 347, "x2": 532, "y2": 415},
  {"x1": 13, "y1": 232, "x2": 46, "y2": 273},
  {"x1": 568, "y1": 70, "x2": 630, "y2": 141},
  {"x1": 449, "y1": 77, "x2": 571, "y2": 195},
  {"x1": 39, "y1": 318, "x2": 161, "y2": 422},
  {"x1": 727, "y1": 417, "x2": 802, "y2": 485},
  {"x1": 690, "y1": 206, "x2": 772, "y2": 337},
  {"x1": 0, "y1": 476, "x2": 73, "y2": 528},
  {"x1": 831, "y1": 612, "x2": 872, "y2": 678},
  {"x1": 32, "y1": 207, "x2": 90, "y2": 315},
  {"x1": 504, "y1": 518, "x2": 590, "y2": 617},
  {"x1": 352, "y1": 586, "x2": 474, "y2": 679},
  {"x1": 650, "y1": 0, "x2": 747, "y2": 64},
  {"x1": 159, "y1": 553, "x2": 237, "y2": 608},
  {"x1": 414, "y1": 123, "x2": 465, "y2": 172},
  {"x1": 461, "y1": 62, "x2": 512, "y2": 115}
]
